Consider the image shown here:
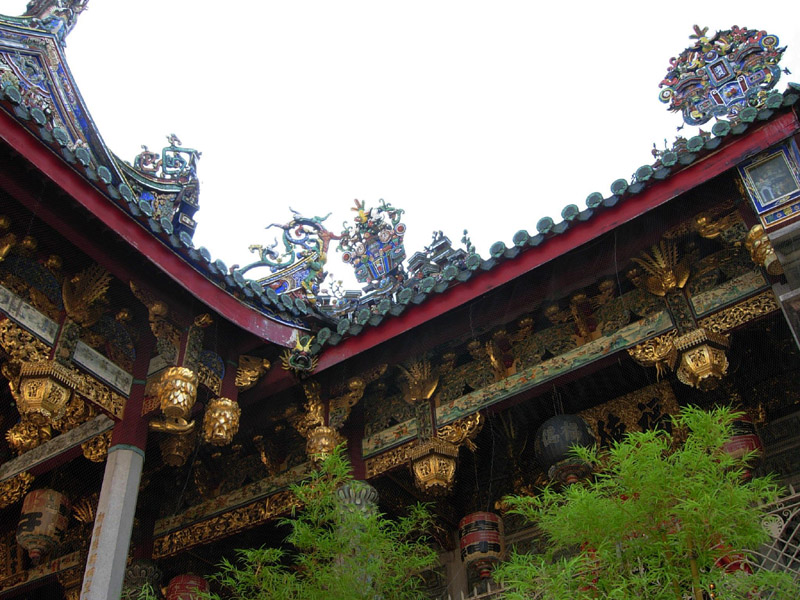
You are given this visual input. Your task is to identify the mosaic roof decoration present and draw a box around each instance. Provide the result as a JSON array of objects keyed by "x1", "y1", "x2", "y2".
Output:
[
  {"x1": 237, "y1": 210, "x2": 339, "y2": 301},
  {"x1": 338, "y1": 199, "x2": 407, "y2": 292},
  {"x1": 659, "y1": 25, "x2": 786, "y2": 125}
]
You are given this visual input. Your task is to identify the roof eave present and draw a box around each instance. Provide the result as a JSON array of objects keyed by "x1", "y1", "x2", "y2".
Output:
[
  {"x1": 0, "y1": 107, "x2": 302, "y2": 348},
  {"x1": 313, "y1": 109, "x2": 800, "y2": 371}
]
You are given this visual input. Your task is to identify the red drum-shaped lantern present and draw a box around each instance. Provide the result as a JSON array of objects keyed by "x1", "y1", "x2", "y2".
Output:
[
  {"x1": 16, "y1": 488, "x2": 70, "y2": 564},
  {"x1": 166, "y1": 574, "x2": 210, "y2": 600},
  {"x1": 459, "y1": 511, "x2": 504, "y2": 579},
  {"x1": 723, "y1": 416, "x2": 763, "y2": 479}
]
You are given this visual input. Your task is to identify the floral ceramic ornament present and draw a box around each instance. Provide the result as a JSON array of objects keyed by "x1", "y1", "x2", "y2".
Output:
[
  {"x1": 659, "y1": 25, "x2": 785, "y2": 125},
  {"x1": 338, "y1": 199, "x2": 407, "y2": 291}
]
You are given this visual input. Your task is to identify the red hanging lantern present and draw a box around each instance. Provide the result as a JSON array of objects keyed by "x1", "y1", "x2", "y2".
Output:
[
  {"x1": 166, "y1": 574, "x2": 210, "y2": 600},
  {"x1": 459, "y1": 511, "x2": 504, "y2": 579},
  {"x1": 722, "y1": 416, "x2": 763, "y2": 479},
  {"x1": 16, "y1": 488, "x2": 70, "y2": 564},
  {"x1": 714, "y1": 542, "x2": 753, "y2": 574}
]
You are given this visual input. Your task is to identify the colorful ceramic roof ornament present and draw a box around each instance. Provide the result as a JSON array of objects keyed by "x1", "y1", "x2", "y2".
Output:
[
  {"x1": 119, "y1": 135, "x2": 202, "y2": 241},
  {"x1": 239, "y1": 210, "x2": 339, "y2": 300},
  {"x1": 19, "y1": 0, "x2": 88, "y2": 44},
  {"x1": 659, "y1": 25, "x2": 785, "y2": 125},
  {"x1": 338, "y1": 199, "x2": 407, "y2": 292},
  {"x1": 132, "y1": 135, "x2": 201, "y2": 184}
]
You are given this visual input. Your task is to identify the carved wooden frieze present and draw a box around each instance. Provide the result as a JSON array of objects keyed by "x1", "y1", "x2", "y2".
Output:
[{"x1": 0, "y1": 415, "x2": 114, "y2": 482}]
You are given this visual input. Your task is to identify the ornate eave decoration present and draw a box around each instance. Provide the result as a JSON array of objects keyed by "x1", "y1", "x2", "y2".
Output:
[
  {"x1": 5, "y1": 420, "x2": 52, "y2": 454},
  {"x1": 280, "y1": 335, "x2": 319, "y2": 377},
  {"x1": 627, "y1": 330, "x2": 679, "y2": 379},
  {"x1": 151, "y1": 347, "x2": 241, "y2": 455},
  {"x1": 629, "y1": 327, "x2": 730, "y2": 390},
  {"x1": 745, "y1": 224, "x2": 783, "y2": 275},
  {"x1": 659, "y1": 25, "x2": 785, "y2": 125},
  {"x1": 291, "y1": 380, "x2": 345, "y2": 462},
  {"x1": 398, "y1": 357, "x2": 439, "y2": 404},
  {"x1": 80, "y1": 430, "x2": 111, "y2": 462},
  {"x1": 306, "y1": 426, "x2": 343, "y2": 461},
  {"x1": 235, "y1": 355, "x2": 271, "y2": 391},
  {"x1": 629, "y1": 240, "x2": 689, "y2": 297},
  {"x1": 158, "y1": 428, "x2": 196, "y2": 467},
  {"x1": 152, "y1": 490, "x2": 297, "y2": 558},
  {"x1": 61, "y1": 264, "x2": 111, "y2": 328}
]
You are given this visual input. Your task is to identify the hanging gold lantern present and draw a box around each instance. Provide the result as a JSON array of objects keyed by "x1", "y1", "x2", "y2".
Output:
[
  {"x1": 409, "y1": 438, "x2": 459, "y2": 495},
  {"x1": 16, "y1": 361, "x2": 75, "y2": 425},
  {"x1": 674, "y1": 328, "x2": 729, "y2": 391},
  {"x1": 306, "y1": 425, "x2": 343, "y2": 462},
  {"x1": 201, "y1": 397, "x2": 241, "y2": 446},
  {"x1": 158, "y1": 367, "x2": 198, "y2": 424},
  {"x1": 159, "y1": 428, "x2": 197, "y2": 467}
]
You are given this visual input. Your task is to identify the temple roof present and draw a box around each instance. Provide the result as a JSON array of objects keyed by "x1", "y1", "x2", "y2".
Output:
[{"x1": 2, "y1": 12, "x2": 800, "y2": 366}]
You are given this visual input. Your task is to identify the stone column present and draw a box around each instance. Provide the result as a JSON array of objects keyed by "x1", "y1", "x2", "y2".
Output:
[
  {"x1": 80, "y1": 444, "x2": 144, "y2": 600},
  {"x1": 80, "y1": 335, "x2": 154, "y2": 600}
]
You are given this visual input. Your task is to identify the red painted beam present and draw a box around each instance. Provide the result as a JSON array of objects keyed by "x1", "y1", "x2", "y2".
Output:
[
  {"x1": 314, "y1": 111, "x2": 800, "y2": 371},
  {"x1": 0, "y1": 109, "x2": 300, "y2": 347}
]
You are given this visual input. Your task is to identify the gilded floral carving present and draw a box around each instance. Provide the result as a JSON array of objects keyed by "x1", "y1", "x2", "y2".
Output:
[
  {"x1": 0, "y1": 472, "x2": 34, "y2": 509},
  {"x1": 436, "y1": 412, "x2": 483, "y2": 452},
  {"x1": 151, "y1": 490, "x2": 297, "y2": 558},
  {"x1": 364, "y1": 442, "x2": 414, "y2": 478},
  {"x1": 81, "y1": 431, "x2": 112, "y2": 462},
  {"x1": 698, "y1": 290, "x2": 780, "y2": 333}
]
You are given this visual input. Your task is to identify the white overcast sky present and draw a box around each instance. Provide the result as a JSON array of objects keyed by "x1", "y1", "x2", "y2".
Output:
[{"x1": 5, "y1": 1, "x2": 800, "y2": 290}]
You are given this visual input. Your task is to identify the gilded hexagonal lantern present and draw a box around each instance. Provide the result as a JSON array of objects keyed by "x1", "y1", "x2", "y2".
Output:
[
  {"x1": 674, "y1": 328, "x2": 729, "y2": 391},
  {"x1": 409, "y1": 438, "x2": 459, "y2": 495},
  {"x1": 16, "y1": 361, "x2": 75, "y2": 425}
]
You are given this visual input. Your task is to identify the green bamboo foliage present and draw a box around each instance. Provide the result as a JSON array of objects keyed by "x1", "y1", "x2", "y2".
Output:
[
  {"x1": 494, "y1": 406, "x2": 797, "y2": 599},
  {"x1": 198, "y1": 447, "x2": 437, "y2": 600}
]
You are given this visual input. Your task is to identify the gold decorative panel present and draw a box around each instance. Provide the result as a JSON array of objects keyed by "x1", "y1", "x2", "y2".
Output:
[{"x1": 578, "y1": 381, "x2": 679, "y2": 448}]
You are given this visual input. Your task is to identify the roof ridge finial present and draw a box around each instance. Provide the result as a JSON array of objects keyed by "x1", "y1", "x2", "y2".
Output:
[{"x1": 22, "y1": 0, "x2": 89, "y2": 44}]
